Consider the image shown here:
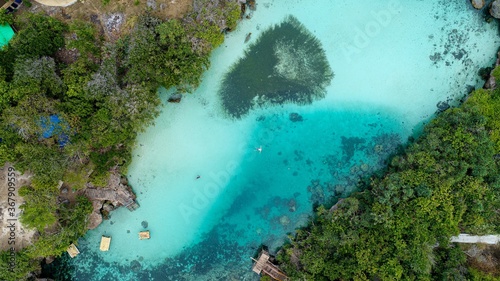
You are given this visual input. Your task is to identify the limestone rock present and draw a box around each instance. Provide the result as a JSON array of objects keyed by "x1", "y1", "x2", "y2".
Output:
[
  {"x1": 471, "y1": 0, "x2": 485, "y2": 9},
  {"x1": 168, "y1": 93, "x2": 182, "y2": 103},
  {"x1": 485, "y1": 75, "x2": 496, "y2": 89},
  {"x1": 484, "y1": 51, "x2": 500, "y2": 89},
  {"x1": 84, "y1": 171, "x2": 139, "y2": 230},
  {"x1": 102, "y1": 202, "x2": 115, "y2": 213},
  {"x1": 87, "y1": 211, "x2": 103, "y2": 230},
  {"x1": 490, "y1": 0, "x2": 500, "y2": 19},
  {"x1": 436, "y1": 101, "x2": 450, "y2": 112},
  {"x1": 45, "y1": 256, "x2": 55, "y2": 264}
]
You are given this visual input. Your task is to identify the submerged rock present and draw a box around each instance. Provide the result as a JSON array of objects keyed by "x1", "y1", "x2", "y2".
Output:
[
  {"x1": 289, "y1": 112, "x2": 303, "y2": 122},
  {"x1": 471, "y1": 0, "x2": 485, "y2": 9},
  {"x1": 490, "y1": 0, "x2": 500, "y2": 18},
  {"x1": 335, "y1": 184, "x2": 344, "y2": 195},
  {"x1": 248, "y1": 0, "x2": 256, "y2": 10},
  {"x1": 288, "y1": 198, "x2": 297, "y2": 212},
  {"x1": 360, "y1": 163, "x2": 369, "y2": 172},
  {"x1": 130, "y1": 260, "x2": 141, "y2": 272},
  {"x1": 168, "y1": 93, "x2": 182, "y2": 103},
  {"x1": 340, "y1": 136, "x2": 365, "y2": 161},
  {"x1": 279, "y1": 215, "x2": 290, "y2": 226},
  {"x1": 436, "y1": 101, "x2": 450, "y2": 112},
  {"x1": 374, "y1": 144, "x2": 384, "y2": 154}
]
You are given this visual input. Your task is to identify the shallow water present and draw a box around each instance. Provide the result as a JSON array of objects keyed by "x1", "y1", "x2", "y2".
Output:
[{"x1": 45, "y1": 0, "x2": 500, "y2": 280}]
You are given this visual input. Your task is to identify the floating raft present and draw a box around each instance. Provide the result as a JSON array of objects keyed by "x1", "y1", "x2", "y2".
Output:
[
  {"x1": 66, "y1": 243, "x2": 80, "y2": 258},
  {"x1": 251, "y1": 250, "x2": 289, "y2": 281},
  {"x1": 100, "y1": 236, "x2": 111, "y2": 251},
  {"x1": 139, "y1": 231, "x2": 150, "y2": 240}
]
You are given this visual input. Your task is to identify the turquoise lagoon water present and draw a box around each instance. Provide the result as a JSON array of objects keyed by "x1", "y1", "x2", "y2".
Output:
[{"x1": 46, "y1": 0, "x2": 500, "y2": 280}]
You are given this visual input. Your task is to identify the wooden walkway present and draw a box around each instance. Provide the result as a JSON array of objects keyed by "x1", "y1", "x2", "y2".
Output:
[
  {"x1": 252, "y1": 251, "x2": 289, "y2": 281},
  {"x1": 451, "y1": 234, "x2": 500, "y2": 244}
]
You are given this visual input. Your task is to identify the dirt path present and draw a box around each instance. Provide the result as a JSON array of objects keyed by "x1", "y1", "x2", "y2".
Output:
[
  {"x1": 451, "y1": 234, "x2": 500, "y2": 244},
  {"x1": 0, "y1": 163, "x2": 36, "y2": 251}
]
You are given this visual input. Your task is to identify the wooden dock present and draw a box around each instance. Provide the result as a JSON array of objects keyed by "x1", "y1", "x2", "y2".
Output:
[
  {"x1": 251, "y1": 251, "x2": 289, "y2": 281},
  {"x1": 66, "y1": 243, "x2": 80, "y2": 258},
  {"x1": 100, "y1": 236, "x2": 111, "y2": 251}
]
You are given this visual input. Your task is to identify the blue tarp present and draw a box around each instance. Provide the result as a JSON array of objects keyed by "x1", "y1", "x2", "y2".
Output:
[{"x1": 40, "y1": 115, "x2": 70, "y2": 147}]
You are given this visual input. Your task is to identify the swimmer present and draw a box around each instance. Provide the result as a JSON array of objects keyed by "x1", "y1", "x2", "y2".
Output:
[
  {"x1": 196, "y1": 175, "x2": 201, "y2": 179},
  {"x1": 256, "y1": 146, "x2": 262, "y2": 153}
]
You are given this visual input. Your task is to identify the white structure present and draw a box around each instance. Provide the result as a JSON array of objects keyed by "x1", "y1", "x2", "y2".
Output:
[{"x1": 451, "y1": 234, "x2": 500, "y2": 245}]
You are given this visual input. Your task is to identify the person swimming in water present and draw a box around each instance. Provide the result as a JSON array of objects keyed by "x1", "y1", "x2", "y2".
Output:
[{"x1": 256, "y1": 146, "x2": 262, "y2": 153}]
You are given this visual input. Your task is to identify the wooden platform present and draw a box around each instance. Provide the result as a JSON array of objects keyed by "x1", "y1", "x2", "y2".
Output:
[
  {"x1": 139, "y1": 230, "x2": 150, "y2": 240},
  {"x1": 67, "y1": 243, "x2": 80, "y2": 258},
  {"x1": 251, "y1": 251, "x2": 289, "y2": 281},
  {"x1": 100, "y1": 236, "x2": 111, "y2": 251}
]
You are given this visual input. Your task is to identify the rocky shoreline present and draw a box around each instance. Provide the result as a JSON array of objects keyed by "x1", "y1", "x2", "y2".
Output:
[
  {"x1": 471, "y1": 0, "x2": 500, "y2": 19},
  {"x1": 483, "y1": 50, "x2": 500, "y2": 89},
  {"x1": 81, "y1": 172, "x2": 139, "y2": 230}
]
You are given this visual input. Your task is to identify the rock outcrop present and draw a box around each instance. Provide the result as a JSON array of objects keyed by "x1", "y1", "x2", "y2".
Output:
[
  {"x1": 471, "y1": 0, "x2": 485, "y2": 9},
  {"x1": 168, "y1": 93, "x2": 182, "y2": 103},
  {"x1": 87, "y1": 201, "x2": 104, "y2": 230},
  {"x1": 84, "y1": 172, "x2": 138, "y2": 230},
  {"x1": 484, "y1": 51, "x2": 500, "y2": 90},
  {"x1": 490, "y1": 0, "x2": 500, "y2": 18}
]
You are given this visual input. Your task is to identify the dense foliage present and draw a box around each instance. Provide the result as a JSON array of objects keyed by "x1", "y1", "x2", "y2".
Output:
[
  {"x1": 0, "y1": 1, "x2": 241, "y2": 279},
  {"x1": 277, "y1": 86, "x2": 500, "y2": 280}
]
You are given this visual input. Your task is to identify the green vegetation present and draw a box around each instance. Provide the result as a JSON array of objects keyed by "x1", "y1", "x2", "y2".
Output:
[
  {"x1": 0, "y1": 2, "x2": 241, "y2": 279},
  {"x1": 0, "y1": 13, "x2": 14, "y2": 25},
  {"x1": 219, "y1": 15, "x2": 333, "y2": 118},
  {"x1": 2, "y1": 2, "x2": 498, "y2": 281},
  {"x1": 277, "y1": 86, "x2": 500, "y2": 280}
]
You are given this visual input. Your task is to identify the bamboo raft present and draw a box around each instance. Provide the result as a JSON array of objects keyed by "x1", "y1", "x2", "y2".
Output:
[
  {"x1": 100, "y1": 235, "x2": 111, "y2": 251},
  {"x1": 66, "y1": 243, "x2": 80, "y2": 258},
  {"x1": 139, "y1": 231, "x2": 150, "y2": 240}
]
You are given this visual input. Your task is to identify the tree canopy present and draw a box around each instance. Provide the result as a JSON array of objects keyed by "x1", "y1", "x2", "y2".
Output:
[
  {"x1": 0, "y1": 3, "x2": 242, "y2": 279},
  {"x1": 277, "y1": 86, "x2": 500, "y2": 280}
]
